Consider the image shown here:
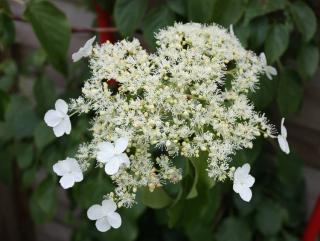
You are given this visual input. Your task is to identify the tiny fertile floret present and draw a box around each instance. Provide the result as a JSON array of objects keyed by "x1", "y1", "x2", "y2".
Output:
[
  {"x1": 70, "y1": 22, "x2": 276, "y2": 206},
  {"x1": 44, "y1": 23, "x2": 290, "y2": 232}
]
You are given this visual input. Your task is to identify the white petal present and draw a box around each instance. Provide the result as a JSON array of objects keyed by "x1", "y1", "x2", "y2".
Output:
[
  {"x1": 233, "y1": 167, "x2": 242, "y2": 180},
  {"x1": 239, "y1": 188, "x2": 252, "y2": 202},
  {"x1": 104, "y1": 159, "x2": 121, "y2": 175},
  {"x1": 95, "y1": 217, "x2": 111, "y2": 232},
  {"x1": 102, "y1": 199, "x2": 117, "y2": 213},
  {"x1": 267, "y1": 66, "x2": 277, "y2": 76},
  {"x1": 55, "y1": 99, "x2": 68, "y2": 114},
  {"x1": 44, "y1": 110, "x2": 62, "y2": 127},
  {"x1": 87, "y1": 204, "x2": 104, "y2": 220},
  {"x1": 107, "y1": 212, "x2": 121, "y2": 229},
  {"x1": 53, "y1": 122, "x2": 66, "y2": 137},
  {"x1": 229, "y1": 25, "x2": 234, "y2": 36},
  {"x1": 266, "y1": 72, "x2": 272, "y2": 80},
  {"x1": 83, "y1": 36, "x2": 96, "y2": 51},
  {"x1": 277, "y1": 135, "x2": 290, "y2": 154},
  {"x1": 66, "y1": 158, "x2": 81, "y2": 172},
  {"x1": 72, "y1": 36, "x2": 96, "y2": 62},
  {"x1": 97, "y1": 142, "x2": 115, "y2": 163},
  {"x1": 114, "y1": 137, "x2": 129, "y2": 154},
  {"x1": 72, "y1": 51, "x2": 83, "y2": 62},
  {"x1": 61, "y1": 117, "x2": 72, "y2": 135},
  {"x1": 52, "y1": 160, "x2": 69, "y2": 176},
  {"x1": 72, "y1": 171, "x2": 83, "y2": 182},
  {"x1": 242, "y1": 163, "x2": 250, "y2": 174},
  {"x1": 260, "y1": 52, "x2": 267, "y2": 65},
  {"x1": 233, "y1": 182, "x2": 242, "y2": 194},
  {"x1": 280, "y1": 118, "x2": 287, "y2": 138},
  {"x1": 245, "y1": 175, "x2": 255, "y2": 187},
  {"x1": 59, "y1": 174, "x2": 75, "y2": 189},
  {"x1": 117, "y1": 153, "x2": 130, "y2": 167}
]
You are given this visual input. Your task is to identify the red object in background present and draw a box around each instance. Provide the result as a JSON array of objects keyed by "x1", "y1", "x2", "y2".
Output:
[
  {"x1": 94, "y1": 2, "x2": 114, "y2": 43},
  {"x1": 303, "y1": 196, "x2": 320, "y2": 241},
  {"x1": 94, "y1": 1, "x2": 118, "y2": 88}
]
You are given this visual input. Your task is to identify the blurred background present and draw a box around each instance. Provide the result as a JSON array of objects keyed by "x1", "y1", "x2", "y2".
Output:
[{"x1": 0, "y1": 0, "x2": 320, "y2": 241}]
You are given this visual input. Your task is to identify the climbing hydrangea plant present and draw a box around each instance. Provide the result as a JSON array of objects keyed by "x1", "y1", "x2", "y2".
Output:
[{"x1": 45, "y1": 22, "x2": 289, "y2": 232}]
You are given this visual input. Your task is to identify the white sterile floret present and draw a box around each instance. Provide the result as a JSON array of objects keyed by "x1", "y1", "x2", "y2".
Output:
[
  {"x1": 72, "y1": 36, "x2": 96, "y2": 62},
  {"x1": 87, "y1": 199, "x2": 122, "y2": 232},
  {"x1": 277, "y1": 118, "x2": 290, "y2": 154},
  {"x1": 53, "y1": 157, "x2": 83, "y2": 189},
  {"x1": 233, "y1": 163, "x2": 255, "y2": 202},
  {"x1": 259, "y1": 52, "x2": 277, "y2": 80},
  {"x1": 97, "y1": 137, "x2": 130, "y2": 175},
  {"x1": 44, "y1": 99, "x2": 71, "y2": 137}
]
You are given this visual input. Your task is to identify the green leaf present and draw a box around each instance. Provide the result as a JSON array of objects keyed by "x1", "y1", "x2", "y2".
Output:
[
  {"x1": 0, "y1": 11, "x2": 15, "y2": 48},
  {"x1": 24, "y1": 0, "x2": 71, "y2": 74},
  {"x1": 0, "y1": 121, "x2": 12, "y2": 141},
  {"x1": 297, "y1": 44, "x2": 319, "y2": 79},
  {"x1": 167, "y1": 184, "x2": 220, "y2": 229},
  {"x1": 0, "y1": 59, "x2": 17, "y2": 91},
  {"x1": 215, "y1": 217, "x2": 252, "y2": 241},
  {"x1": 5, "y1": 95, "x2": 39, "y2": 139},
  {"x1": 265, "y1": 24, "x2": 289, "y2": 64},
  {"x1": 244, "y1": 0, "x2": 286, "y2": 25},
  {"x1": 33, "y1": 76, "x2": 56, "y2": 115},
  {"x1": 249, "y1": 17, "x2": 270, "y2": 49},
  {"x1": 212, "y1": 0, "x2": 245, "y2": 26},
  {"x1": 277, "y1": 69, "x2": 303, "y2": 117},
  {"x1": 0, "y1": 89, "x2": 9, "y2": 120},
  {"x1": 0, "y1": 145, "x2": 12, "y2": 185},
  {"x1": 35, "y1": 177, "x2": 57, "y2": 213},
  {"x1": 186, "y1": 225, "x2": 214, "y2": 241},
  {"x1": 290, "y1": 1, "x2": 317, "y2": 42},
  {"x1": 123, "y1": 202, "x2": 146, "y2": 220},
  {"x1": 22, "y1": 167, "x2": 36, "y2": 187},
  {"x1": 34, "y1": 122, "x2": 56, "y2": 153},
  {"x1": 283, "y1": 232, "x2": 300, "y2": 241},
  {"x1": 186, "y1": 0, "x2": 215, "y2": 23},
  {"x1": 232, "y1": 137, "x2": 263, "y2": 166},
  {"x1": 17, "y1": 143, "x2": 34, "y2": 169},
  {"x1": 114, "y1": 0, "x2": 148, "y2": 36},
  {"x1": 187, "y1": 152, "x2": 213, "y2": 199},
  {"x1": 0, "y1": 0, "x2": 10, "y2": 13},
  {"x1": 72, "y1": 171, "x2": 113, "y2": 208},
  {"x1": 255, "y1": 200, "x2": 286, "y2": 236},
  {"x1": 277, "y1": 151, "x2": 303, "y2": 188},
  {"x1": 167, "y1": 0, "x2": 186, "y2": 16},
  {"x1": 249, "y1": 75, "x2": 277, "y2": 110},
  {"x1": 24, "y1": 49, "x2": 47, "y2": 73},
  {"x1": 142, "y1": 6, "x2": 175, "y2": 50},
  {"x1": 234, "y1": 24, "x2": 251, "y2": 48},
  {"x1": 30, "y1": 176, "x2": 57, "y2": 224},
  {"x1": 233, "y1": 191, "x2": 261, "y2": 216},
  {"x1": 101, "y1": 218, "x2": 138, "y2": 241},
  {"x1": 140, "y1": 187, "x2": 172, "y2": 209},
  {"x1": 41, "y1": 145, "x2": 64, "y2": 172}
]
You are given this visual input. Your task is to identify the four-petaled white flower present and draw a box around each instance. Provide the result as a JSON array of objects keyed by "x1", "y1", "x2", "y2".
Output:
[
  {"x1": 44, "y1": 99, "x2": 71, "y2": 137},
  {"x1": 97, "y1": 137, "x2": 130, "y2": 175},
  {"x1": 277, "y1": 118, "x2": 290, "y2": 154},
  {"x1": 87, "y1": 199, "x2": 122, "y2": 232},
  {"x1": 259, "y1": 52, "x2": 277, "y2": 80},
  {"x1": 233, "y1": 163, "x2": 255, "y2": 202},
  {"x1": 72, "y1": 36, "x2": 96, "y2": 62},
  {"x1": 53, "y1": 157, "x2": 83, "y2": 189}
]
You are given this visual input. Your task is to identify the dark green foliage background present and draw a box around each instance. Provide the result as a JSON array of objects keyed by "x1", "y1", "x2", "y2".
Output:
[{"x1": 0, "y1": 0, "x2": 317, "y2": 240}]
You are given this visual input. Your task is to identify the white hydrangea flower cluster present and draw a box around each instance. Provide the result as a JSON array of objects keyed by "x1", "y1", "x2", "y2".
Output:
[{"x1": 44, "y1": 23, "x2": 291, "y2": 232}]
